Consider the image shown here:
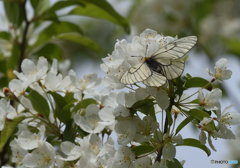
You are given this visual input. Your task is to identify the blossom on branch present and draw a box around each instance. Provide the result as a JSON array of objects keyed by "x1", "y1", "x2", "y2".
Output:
[
  {"x1": 198, "y1": 88, "x2": 221, "y2": 111},
  {"x1": 206, "y1": 58, "x2": 232, "y2": 82}
]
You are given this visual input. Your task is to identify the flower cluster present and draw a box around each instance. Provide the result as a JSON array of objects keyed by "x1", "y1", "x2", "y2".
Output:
[
  {"x1": 1, "y1": 29, "x2": 239, "y2": 168},
  {"x1": 100, "y1": 28, "x2": 177, "y2": 89}
]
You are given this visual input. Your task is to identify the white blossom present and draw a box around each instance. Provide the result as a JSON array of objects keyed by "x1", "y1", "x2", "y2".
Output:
[
  {"x1": 113, "y1": 146, "x2": 135, "y2": 168},
  {"x1": 133, "y1": 116, "x2": 159, "y2": 143},
  {"x1": 0, "y1": 99, "x2": 17, "y2": 131},
  {"x1": 9, "y1": 79, "x2": 27, "y2": 96},
  {"x1": 70, "y1": 72, "x2": 102, "y2": 95},
  {"x1": 206, "y1": 58, "x2": 232, "y2": 82},
  {"x1": 97, "y1": 137, "x2": 116, "y2": 168},
  {"x1": 0, "y1": 39, "x2": 12, "y2": 57},
  {"x1": 162, "y1": 134, "x2": 183, "y2": 161},
  {"x1": 198, "y1": 88, "x2": 221, "y2": 111},
  {"x1": 13, "y1": 57, "x2": 49, "y2": 87},
  {"x1": 156, "y1": 89, "x2": 169, "y2": 110},
  {"x1": 133, "y1": 156, "x2": 151, "y2": 168},
  {"x1": 199, "y1": 119, "x2": 213, "y2": 147},
  {"x1": 74, "y1": 104, "x2": 105, "y2": 134},
  {"x1": 115, "y1": 116, "x2": 140, "y2": 145},
  {"x1": 10, "y1": 139, "x2": 28, "y2": 165},
  {"x1": 162, "y1": 143, "x2": 176, "y2": 161},
  {"x1": 60, "y1": 141, "x2": 81, "y2": 161},
  {"x1": 99, "y1": 107, "x2": 116, "y2": 127},
  {"x1": 219, "y1": 104, "x2": 240, "y2": 126},
  {"x1": 213, "y1": 104, "x2": 240, "y2": 139},
  {"x1": 198, "y1": 117, "x2": 216, "y2": 151},
  {"x1": 175, "y1": 93, "x2": 196, "y2": 112},
  {"x1": 22, "y1": 141, "x2": 55, "y2": 168},
  {"x1": 44, "y1": 72, "x2": 64, "y2": 92},
  {"x1": 76, "y1": 134, "x2": 101, "y2": 168},
  {"x1": 199, "y1": 130, "x2": 207, "y2": 145},
  {"x1": 16, "y1": 125, "x2": 45, "y2": 150}
]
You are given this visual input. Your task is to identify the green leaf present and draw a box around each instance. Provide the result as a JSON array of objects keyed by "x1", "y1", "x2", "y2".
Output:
[
  {"x1": 49, "y1": 92, "x2": 67, "y2": 109},
  {"x1": 190, "y1": 98, "x2": 200, "y2": 104},
  {"x1": 222, "y1": 38, "x2": 240, "y2": 57},
  {"x1": 0, "y1": 31, "x2": 11, "y2": 41},
  {"x1": 132, "y1": 144, "x2": 155, "y2": 156},
  {"x1": 49, "y1": 92, "x2": 71, "y2": 123},
  {"x1": 63, "y1": 119, "x2": 75, "y2": 142},
  {"x1": 166, "y1": 158, "x2": 183, "y2": 168},
  {"x1": 30, "y1": 0, "x2": 40, "y2": 9},
  {"x1": 166, "y1": 110, "x2": 173, "y2": 126},
  {"x1": 131, "y1": 99, "x2": 155, "y2": 115},
  {"x1": 0, "y1": 116, "x2": 25, "y2": 151},
  {"x1": 68, "y1": 0, "x2": 130, "y2": 33},
  {"x1": 3, "y1": 1, "x2": 24, "y2": 28},
  {"x1": 153, "y1": 130, "x2": 163, "y2": 142},
  {"x1": 185, "y1": 77, "x2": 212, "y2": 90},
  {"x1": 185, "y1": 109, "x2": 215, "y2": 132},
  {"x1": 60, "y1": 103, "x2": 74, "y2": 124},
  {"x1": 175, "y1": 77, "x2": 187, "y2": 97},
  {"x1": 72, "y1": 98, "x2": 98, "y2": 113},
  {"x1": 192, "y1": 0, "x2": 217, "y2": 23},
  {"x1": 49, "y1": 92, "x2": 67, "y2": 108},
  {"x1": 30, "y1": 0, "x2": 50, "y2": 16},
  {"x1": 33, "y1": 43, "x2": 64, "y2": 60},
  {"x1": 149, "y1": 106, "x2": 156, "y2": 121},
  {"x1": 0, "y1": 76, "x2": 8, "y2": 88},
  {"x1": 48, "y1": 1, "x2": 85, "y2": 12},
  {"x1": 64, "y1": 92, "x2": 75, "y2": 104},
  {"x1": 56, "y1": 33, "x2": 103, "y2": 55},
  {"x1": 175, "y1": 116, "x2": 194, "y2": 135},
  {"x1": 176, "y1": 138, "x2": 211, "y2": 156},
  {"x1": 32, "y1": 21, "x2": 83, "y2": 49},
  {"x1": 0, "y1": 59, "x2": 7, "y2": 74},
  {"x1": 185, "y1": 73, "x2": 192, "y2": 79},
  {"x1": 26, "y1": 90, "x2": 50, "y2": 118},
  {"x1": 186, "y1": 109, "x2": 210, "y2": 121},
  {"x1": 8, "y1": 43, "x2": 20, "y2": 71}
]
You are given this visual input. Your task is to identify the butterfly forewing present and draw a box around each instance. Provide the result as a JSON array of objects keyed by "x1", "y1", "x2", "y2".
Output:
[
  {"x1": 152, "y1": 36, "x2": 197, "y2": 59},
  {"x1": 120, "y1": 35, "x2": 197, "y2": 87},
  {"x1": 120, "y1": 62, "x2": 151, "y2": 84}
]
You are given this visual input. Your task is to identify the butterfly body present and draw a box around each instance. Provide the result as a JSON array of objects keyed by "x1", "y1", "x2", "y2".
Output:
[
  {"x1": 120, "y1": 36, "x2": 197, "y2": 87},
  {"x1": 145, "y1": 57, "x2": 165, "y2": 74}
]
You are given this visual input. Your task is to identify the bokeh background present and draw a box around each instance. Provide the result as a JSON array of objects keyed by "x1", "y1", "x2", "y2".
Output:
[{"x1": 0, "y1": 0, "x2": 240, "y2": 167}]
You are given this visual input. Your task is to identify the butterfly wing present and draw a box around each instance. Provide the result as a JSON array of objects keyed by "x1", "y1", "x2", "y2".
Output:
[
  {"x1": 120, "y1": 62, "x2": 152, "y2": 84},
  {"x1": 143, "y1": 71, "x2": 167, "y2": 87},
  {"x1": 148, "y1": 36, "x2": 197, "y2": 80},
  {"x1": 152, "y1": 36, "x2": 197, "y2": 59},
  {"x1": 120, "y1": 36, "x2": 197, "y2": 86},
  {"x1": 150, "y1": 57, "x2": 184, "y2": 80}
]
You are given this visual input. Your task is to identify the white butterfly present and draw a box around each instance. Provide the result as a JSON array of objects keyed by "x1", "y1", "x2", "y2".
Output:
[{"x1": 120, "y1": 36, "x2": 197, "y2": 87}]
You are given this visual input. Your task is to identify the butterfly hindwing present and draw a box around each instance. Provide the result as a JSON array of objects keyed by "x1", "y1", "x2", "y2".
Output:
[
  {"x1": 143, "y1": 71, "x2": 167, "y2": 87},
  {"x1": 160, "y1": 58, "x2": 185, "y2": 80},
  {"x1": 120, "y1": 62, "x2": 152, "y2": 84}
]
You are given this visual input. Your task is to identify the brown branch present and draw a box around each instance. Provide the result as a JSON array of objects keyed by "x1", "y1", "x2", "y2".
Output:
[
  {"x1": 18, "y1": 0, "x2": 31, "y2": 72},
  {"x1": 155, "y1": 81, "x2": 175, "y2": 163}
]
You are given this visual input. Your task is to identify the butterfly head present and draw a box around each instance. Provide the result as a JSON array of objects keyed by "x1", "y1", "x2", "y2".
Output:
[{"x1": 143, "y1": 57, "x2": 151, "y2": 62}]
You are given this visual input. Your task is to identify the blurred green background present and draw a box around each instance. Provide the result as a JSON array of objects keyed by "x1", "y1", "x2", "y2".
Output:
[{"x1": 0, "y1": 0, "x2": 239, "y2": 167}]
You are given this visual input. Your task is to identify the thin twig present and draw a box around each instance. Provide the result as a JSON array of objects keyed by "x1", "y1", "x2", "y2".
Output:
[
  {"x1": 155, "y1": 81, "x2": 175, "y2": 163},
  {"x1": 18, "y1": 0, "x2": 31, "y2": 72}
]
